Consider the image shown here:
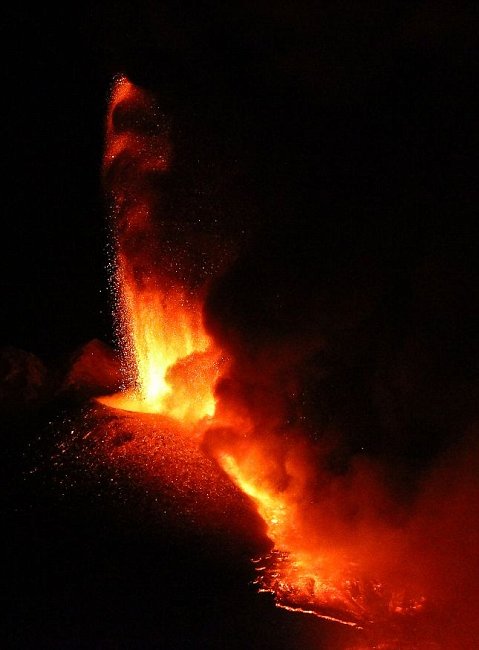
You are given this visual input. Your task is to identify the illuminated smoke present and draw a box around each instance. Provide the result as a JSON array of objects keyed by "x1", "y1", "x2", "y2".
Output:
[{"x1": 202, "y1": 244, "x2": 479, "y2": 647}]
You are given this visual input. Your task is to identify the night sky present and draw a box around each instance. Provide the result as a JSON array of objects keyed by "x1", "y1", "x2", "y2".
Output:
[
  {"x1": 2, "y1": 2, "x2": 479, "y2": 648},
  {"x1": 2, "y1": 2, "x2": 477, "y2": 360}
]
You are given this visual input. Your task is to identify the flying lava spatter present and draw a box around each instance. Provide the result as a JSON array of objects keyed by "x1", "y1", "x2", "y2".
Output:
[{"x1": 97, "y1": 75, "x2": 222, "y2": 423}]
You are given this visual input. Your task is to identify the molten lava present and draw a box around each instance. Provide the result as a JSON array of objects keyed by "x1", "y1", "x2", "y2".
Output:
[
  {"x1": 89, "y1": 74, "x2": 476, "y2": 649},
  {"x1": 214, "y1": 446, "x2": 376, "y2": 627},
  {"x1": 99, "y1": 278, "x2": 220, "y2": 421},
  {"x1": 97, "y1": 75, "x2": 222, "y2": 422},
  {"x1": 95, "y1": 74, "x2": 420, "y2": 636}
]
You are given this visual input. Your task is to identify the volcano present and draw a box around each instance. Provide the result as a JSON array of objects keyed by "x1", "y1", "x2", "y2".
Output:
[{"x1": 3, "y1": 3, "x2": 479, "y2": 649}]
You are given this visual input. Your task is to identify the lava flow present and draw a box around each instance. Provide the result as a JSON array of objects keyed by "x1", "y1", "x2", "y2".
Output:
[
  {"x1": 95, "y1": 76, "x2": 370, "y2": 631},
  {"x1": 204, "y1": 415, "x2": 422, "y2": 632}
]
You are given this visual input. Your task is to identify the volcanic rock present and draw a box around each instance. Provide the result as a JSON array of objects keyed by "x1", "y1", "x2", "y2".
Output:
[
  {"x1": 0, "y1": 346, "x2": 48, "y2": 410},
  {"x1": 60, "y1": 338, "x2": 122, "y2": 398}
]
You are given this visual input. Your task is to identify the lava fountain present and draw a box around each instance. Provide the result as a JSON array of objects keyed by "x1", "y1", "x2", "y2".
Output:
[{"x1": 97, "y1": 75, "x2": 222, "y2": 422}]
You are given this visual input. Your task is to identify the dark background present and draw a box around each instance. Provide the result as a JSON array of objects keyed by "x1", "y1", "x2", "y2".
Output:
[
  {"x1": 3, "y1": 6, "x2": 110, "y2": 359},
  {"x1": 2, "y1": 1, "x2": 477, "y2": 361},
  {"x1": 2, "y1": 2, "x2": 478, "y2": 648}
]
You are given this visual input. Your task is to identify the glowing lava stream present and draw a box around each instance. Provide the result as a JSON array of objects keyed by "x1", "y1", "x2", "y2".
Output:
[{"x1": 217, "y1": 452, "x2": 366, "y2": 627}]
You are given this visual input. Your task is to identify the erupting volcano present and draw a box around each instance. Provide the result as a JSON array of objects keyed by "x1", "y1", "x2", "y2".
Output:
[
  {"x1": 5, "y1": 5, "x2": 478, "y2": 649},
  {"x1": 95, "y1": 74, "x2": 388, "y2": 631},
  {"x1": 55, "y1": 73, "x2": 477, "y2": 650}
]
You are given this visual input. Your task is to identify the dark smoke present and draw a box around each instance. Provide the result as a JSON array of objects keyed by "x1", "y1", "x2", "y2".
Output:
[
  {"x1": 96, "y1": 2, "x2": 479, "y2": 641},
  {"x1": 178, "y1": 3, "x2": 479, "y2": 644}
]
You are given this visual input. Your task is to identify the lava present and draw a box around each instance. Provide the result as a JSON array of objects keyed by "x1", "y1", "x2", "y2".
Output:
[
  {"x1": 98, "y1": 280, "x2": 221, "y2": 421},
  {"x1": 212, "y1": 440, "x2": 402, "y2": 629},
  {"x1": 97, "y1": 75, "x2": 222, "y2": 422},
  {"x1": 90, "y1": 74, "x2": 478, "y2": 650},
  {"x1": 94, "y1": 73, "x2": 420, "y2": 639}
]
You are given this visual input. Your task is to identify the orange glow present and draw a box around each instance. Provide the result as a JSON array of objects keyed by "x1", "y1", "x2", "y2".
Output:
[
  {"x1": 103, "y1": 74, "x2": 170, "y2": 175},
  {"x1": 215, "y1": 449, "x2": 368, "y2": 626},
  {"x1": 98, "y1": 280, "x2": 221, "y2": 420},
  {"x1": 219, "y1": 452, "x2": 288, "y2": 530},
  {"x1": 90, "y1": 74, "x2": 471, "y2": 649},
  {"x1": 97, "y1": 74, "x2": 222, "y2": 423}
]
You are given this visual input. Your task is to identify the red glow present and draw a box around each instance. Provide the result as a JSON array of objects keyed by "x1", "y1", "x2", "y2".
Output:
[
  {"x1": 96, "y1": 73, "x2": 422, "y2": 632},
  {"x1": 97, "y1": 75, "x2": 222, "y2": 423},
  {"x1": 90, "y1": 74, "x2": 478, "y2": 649}
]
